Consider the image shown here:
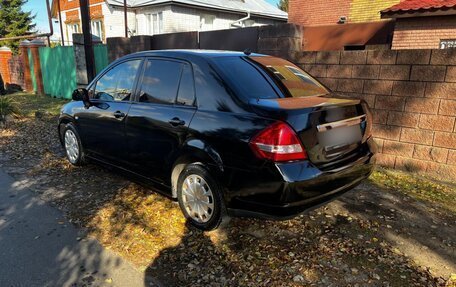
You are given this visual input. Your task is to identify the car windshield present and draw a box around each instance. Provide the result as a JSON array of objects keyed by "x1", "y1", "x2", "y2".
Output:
[{"x1": 212, "y1": 56, "x2": 329, "y2": 100}]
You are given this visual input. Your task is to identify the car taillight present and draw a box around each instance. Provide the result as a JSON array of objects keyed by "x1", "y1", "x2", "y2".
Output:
[{"x1": 249, "y1": 122, "x2": 307, "y2": 162}]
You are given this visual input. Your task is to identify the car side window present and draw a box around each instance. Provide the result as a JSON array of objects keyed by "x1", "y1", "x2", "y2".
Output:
[
  {"x1": 176, "y1": 64, "x2": 195, "y2": 106},
  {"x1": 93, "y1": 59, "x2": 141, "y2": 102},
  {"x1": 139, "y1": 59, "x2": 183, "y2": 104}
]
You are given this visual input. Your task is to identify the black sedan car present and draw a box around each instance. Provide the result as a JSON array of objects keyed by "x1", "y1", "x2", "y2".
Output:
[{"x1": 59, "y1": 50, "x2": 376, "y2": 230}]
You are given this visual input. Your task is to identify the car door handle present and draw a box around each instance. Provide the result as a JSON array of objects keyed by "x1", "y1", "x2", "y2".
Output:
[
  {"x1": 113, "y1": 111, "x2": 126, "y2": 119},
  {"x1": 168, "y1": 117, "x2": 185, "y2": 126}
]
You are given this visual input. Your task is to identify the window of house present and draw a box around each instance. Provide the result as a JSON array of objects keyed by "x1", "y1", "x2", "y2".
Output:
[
  {"x1": 145, "y1": 14, "x2": 152, "y2": 35},
  {"x1": 67, "y1": 23, "x2": 80, "y2": 35},
  {"x1": 440, "y1": 39, "x2": 456, "y2": 49},
  {"x1": 145, "y1": 12, "x2": 163, "y2": 35},
  {"x1": 91, "y1": 20, "x2": 103, "y2": 40},
  {"x1": 94, "y1": 60, "x2": 142, "y2": 102},
  {"x1": 153, "y1": 12, "x2": 163, "y2": 34},
  {"x1": 200, "y1": 14, "x2": 215, "y2": 31},
  {"x1": 139, "y1": 59, "x2": 183, "y2": 104}
]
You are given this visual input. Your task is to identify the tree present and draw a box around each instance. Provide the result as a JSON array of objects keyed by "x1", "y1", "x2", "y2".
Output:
[
  {"x1": 0, "y1": 0, "x2": 35, "y2": 53},
  {"x1": 277, "y1": 0, "x2": 289, "y2": 12}
]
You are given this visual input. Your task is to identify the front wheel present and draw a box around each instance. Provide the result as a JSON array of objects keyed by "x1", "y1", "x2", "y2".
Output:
[
  {"x1": 177, "y1": 164, "x2": 225, "y2": 230},
  {"x1": 62, "y1": 123, "x2": 86, "y2": 166}
]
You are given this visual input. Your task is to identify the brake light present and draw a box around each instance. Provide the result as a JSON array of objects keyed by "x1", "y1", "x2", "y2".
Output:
[{"x1": 249, "y1": 122, "x2": 307, "y2": 162}]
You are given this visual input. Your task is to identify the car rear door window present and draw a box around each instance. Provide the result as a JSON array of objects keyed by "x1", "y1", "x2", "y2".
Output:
[
  {"x1": 176, "y1": 64, "x2": 195, "y2": 106},
  {"x1": 94, "y1": 60, "x2": 141, "y2": 101},
  {"x1": 213, "y1": 57, "x2": 278, "y2": 100},
  {"x1": 139, "y1": 59, "x2": 183, "y2": 104}
]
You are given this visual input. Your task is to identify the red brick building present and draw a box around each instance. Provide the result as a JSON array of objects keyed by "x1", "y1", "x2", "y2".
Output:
[
  {"x1": 381, "y1": 0, "x2": 456, "y2": 49},
  {"x1": 289, "y1": 0, "x2": 402, "y2": 26},
  {"x1": 289, "y1": 0, "x2": 351, "y2": 26}
]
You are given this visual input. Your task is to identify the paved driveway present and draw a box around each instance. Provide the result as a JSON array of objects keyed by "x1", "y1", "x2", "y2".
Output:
[{"x1": 0, "y1": 169, "x2": 146, "y2": 287}]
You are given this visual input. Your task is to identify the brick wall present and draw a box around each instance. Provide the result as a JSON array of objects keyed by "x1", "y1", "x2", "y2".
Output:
[
  {"x1": 289, "y1": 0, "x2": 351, "y2": 26},
  {"x1": 289, "y1": 0, "x2": 400, "y2": 26},
  {"x1": 0, "y1": 48, "x2": 12, "y2": 84},
  {"x1": 57, "y1": 0, "x2": 104, "y2": 12},
  {"x1": 292, "y1": 49, "x2": 456, "y2": 179},
  {"x1": 349, "y1": 0, "x2": 400, "y2": 23},
  {"x1": 392, "y1": 16, "x2": 456, "y2": 50}
]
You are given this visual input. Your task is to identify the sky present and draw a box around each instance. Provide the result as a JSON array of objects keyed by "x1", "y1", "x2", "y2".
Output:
[{"x1": 24, "y1": 0, "x2": 281, "y2": 37}]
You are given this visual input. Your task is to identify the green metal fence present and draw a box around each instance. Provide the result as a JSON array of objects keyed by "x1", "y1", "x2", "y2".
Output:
[
  {"x1": 39, "y1": 46, "x2": 77, "y2": 99},
  {"x1": 94, "y1": 44, "x2": 109, "y2": 75},
  {"x1": 27, "y1": 48, "x2": 37, "y2": 92},
  {"x1": 37, "y1": 44, "x2": 108, "y2": 99}
]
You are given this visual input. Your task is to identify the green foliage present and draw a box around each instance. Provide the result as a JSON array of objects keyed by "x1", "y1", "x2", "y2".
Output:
[
  {"x1": 0, "y1": 0, "x2": 36, "y2": 53},
  {"x1": 49, "y1": 41, "x2": 61, "y2": 48},
  {"x1": 277, "y1": 0, "x2": 289, "y2": 12},
  {"x1": 0, "y1": 96, "x2": 20, "y2": 124}
]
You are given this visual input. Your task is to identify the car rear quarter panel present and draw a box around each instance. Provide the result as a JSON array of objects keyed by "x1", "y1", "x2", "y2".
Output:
[{"x1": 188, "y1": 110, "x2": 287, "y2": 203}]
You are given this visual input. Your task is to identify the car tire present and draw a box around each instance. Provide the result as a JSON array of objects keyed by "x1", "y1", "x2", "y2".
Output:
[
  {"x1": 177, "y1": 164, "x2": 225, "y2": 231},
  {"x1": 62, "y1": 123, "x2": 86, "y2": 166}
]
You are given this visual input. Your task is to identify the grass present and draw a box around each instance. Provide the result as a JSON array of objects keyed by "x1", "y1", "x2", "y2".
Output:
[
  {"x1": 3, "y1": 92, "x2": 69, "y2": 117},
  {"x1": 369, "y1": 167, "x2": 456, "y2": 214}
]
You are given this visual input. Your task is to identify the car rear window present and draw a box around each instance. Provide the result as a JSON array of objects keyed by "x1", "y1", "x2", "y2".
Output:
[
  {"x1": 249, "y1": 56, "x2": 329, "y2": 98},
  {"x1": 213, "y1": 56, "x2": 329, "y2": 99}
]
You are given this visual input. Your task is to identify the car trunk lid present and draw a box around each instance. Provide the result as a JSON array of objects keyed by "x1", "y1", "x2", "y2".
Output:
[{"x1": 249, "y1": 95, "x2": 371, "y2": 171}]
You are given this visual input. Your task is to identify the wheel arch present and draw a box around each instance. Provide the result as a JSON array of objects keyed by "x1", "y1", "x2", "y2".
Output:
[
  {"x1": 58, "y1": 116, "x2": 75, "y2": 146},
  {"x1": 170, "y1": 139, "x2": 224, "y2": 198}
]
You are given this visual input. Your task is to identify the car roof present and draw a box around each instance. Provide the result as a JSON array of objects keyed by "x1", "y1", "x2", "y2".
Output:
[{"x1": 125, "y1": 49, "x2": 267, "y2": 60}]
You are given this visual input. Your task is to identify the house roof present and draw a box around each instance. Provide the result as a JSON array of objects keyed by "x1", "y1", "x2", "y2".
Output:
[
  {"x1": 106, "y1": 0, "x2": 288, "y2": 20},
  {"x1": 381, "y1": 0, "x2": 456, "y2": 18}
]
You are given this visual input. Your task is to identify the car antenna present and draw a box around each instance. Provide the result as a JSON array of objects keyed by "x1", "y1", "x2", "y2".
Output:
[{"x1": 244, "y1": 48, "x2": 252, "y2": 56}]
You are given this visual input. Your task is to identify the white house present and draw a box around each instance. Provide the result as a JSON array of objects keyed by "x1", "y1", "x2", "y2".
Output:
[{"x1": 51, "y1": 0, "x2": 288, "y2": 44}]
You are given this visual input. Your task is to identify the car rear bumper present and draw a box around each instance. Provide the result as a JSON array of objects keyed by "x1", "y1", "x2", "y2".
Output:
[{"x1": 226, "y1": 139, "x2": 376, "y2": 219}]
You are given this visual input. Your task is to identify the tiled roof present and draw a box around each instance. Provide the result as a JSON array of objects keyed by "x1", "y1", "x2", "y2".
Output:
[
  {"x1": 106, "y1": 0, "x2": 288, "y2": 19},
  {"x1": 381, "y1": 0, "x2": 456, "y2": 14}
]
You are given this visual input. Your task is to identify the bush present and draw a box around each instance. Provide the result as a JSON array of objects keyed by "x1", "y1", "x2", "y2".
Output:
[
  {"x1": 0, "y1": 97, "x2": 20, "y2": 126},
  {"x1": 5, "y1": 83, "x2": 22, "y2": 94}
]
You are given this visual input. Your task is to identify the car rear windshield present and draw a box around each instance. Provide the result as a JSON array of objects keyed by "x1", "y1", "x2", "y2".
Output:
[{"x1": 212, "y1": 56, "x2": 329, "y2": 100}]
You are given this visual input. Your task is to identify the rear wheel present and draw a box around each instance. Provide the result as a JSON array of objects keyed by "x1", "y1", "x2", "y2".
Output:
[
  {"x1": 177, "y1": 164, "x2": 225, "y2": 230},
  {"x1": 62, "y1": 123, "x2": 86, "y2": 166}
]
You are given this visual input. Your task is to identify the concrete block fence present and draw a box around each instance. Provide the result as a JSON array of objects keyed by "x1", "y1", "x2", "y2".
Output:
[
  {"x1": 290, "y1": 49, "x2": 456, "y2": 179},
  {"x1": 1, "y1": 22, "x2": 454, "y2": 179}
]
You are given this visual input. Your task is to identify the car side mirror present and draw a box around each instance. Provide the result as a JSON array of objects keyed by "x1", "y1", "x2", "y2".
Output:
[{"x1": 72, "y1": 88, "x2": 91, "y2": 108}]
